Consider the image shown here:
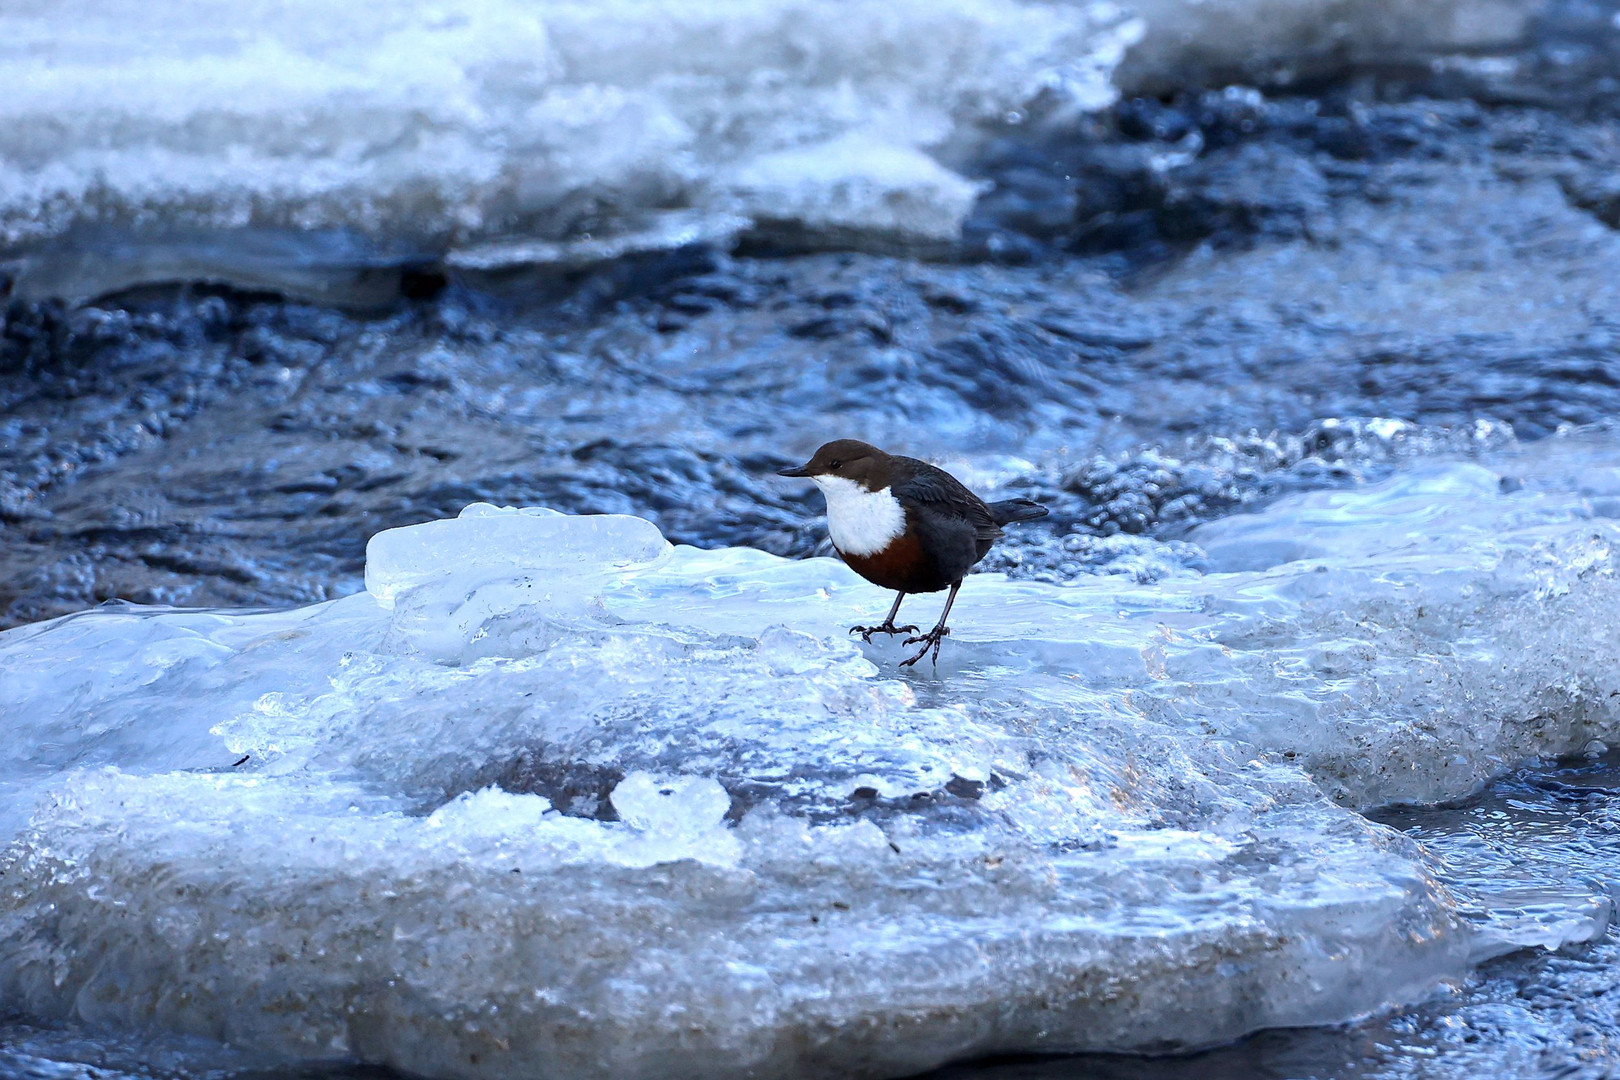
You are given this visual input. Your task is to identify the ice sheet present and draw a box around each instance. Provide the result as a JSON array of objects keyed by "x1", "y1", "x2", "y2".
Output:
[
  {"x1": 0, "y1": 0, "x2": 1538, "y2": 297},
  {"x1": 4, "y1": 436, "x2": 1620, "y2": 1077},
  {"x1": 0, "y1": 0, "x2": 1134, "y2": 295}
]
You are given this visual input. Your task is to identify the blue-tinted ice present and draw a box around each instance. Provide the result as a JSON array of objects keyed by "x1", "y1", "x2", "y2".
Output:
[{"x1": 4, "y1": 432, "x2": 1620, "y2": 1078}]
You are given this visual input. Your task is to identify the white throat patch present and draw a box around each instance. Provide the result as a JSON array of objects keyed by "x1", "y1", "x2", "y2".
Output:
[{"x1": 812, "y1": 475, "x2": 906, "y2": 557}]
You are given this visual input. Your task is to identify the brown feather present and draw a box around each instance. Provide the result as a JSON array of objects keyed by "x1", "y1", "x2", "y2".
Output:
[{"x1": 839, "y1": 530, "x2": 948, "y2": 594}]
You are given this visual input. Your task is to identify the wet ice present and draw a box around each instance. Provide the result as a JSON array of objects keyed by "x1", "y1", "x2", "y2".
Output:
[
  {"x1": 0, "y1": 0, "x2": 1136, "y2": 297},
  {"x1": 5, "y1": 431, "x2": 1620, "y2": 1077}
]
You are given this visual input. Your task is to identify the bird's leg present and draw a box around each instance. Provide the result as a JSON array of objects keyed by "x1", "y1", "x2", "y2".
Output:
[
  {"x1": 849, "y1": 592, "x2": 919, "y2": 642},
  {"x1": 901, "y1": 581, "x2": 961, "y2": 668}
]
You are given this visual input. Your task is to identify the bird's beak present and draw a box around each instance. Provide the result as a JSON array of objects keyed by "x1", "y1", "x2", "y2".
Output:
[{"x1": 777, "y1": 462, "x2": 813, "y2": 478}]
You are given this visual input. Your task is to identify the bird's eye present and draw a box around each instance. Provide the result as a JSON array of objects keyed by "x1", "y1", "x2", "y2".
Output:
[{"x1": 829, "y1": 459, "x2": 842, "y2": 469}]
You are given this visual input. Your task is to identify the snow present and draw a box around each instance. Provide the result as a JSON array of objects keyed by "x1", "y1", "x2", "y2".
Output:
[{"x1": 4, "y1": 435, "x2": 1620, "y2": 1077}]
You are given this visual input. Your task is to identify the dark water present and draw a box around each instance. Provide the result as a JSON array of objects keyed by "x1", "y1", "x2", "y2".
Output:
[
  {"x1": 8, "y1": 102, "x2": 1620, "y2": 623},
  {"x1": 4, "y1": 0, "x2": 1620, "y2": 630},
  {"x1": 5, "y1": 1, "x2": 1620, "y2": 1076}
]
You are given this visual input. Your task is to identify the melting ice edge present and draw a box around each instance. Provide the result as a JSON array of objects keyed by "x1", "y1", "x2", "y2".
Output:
[{"x1": 4, "y1": 436, "x2": 1620, "y2": 1079}]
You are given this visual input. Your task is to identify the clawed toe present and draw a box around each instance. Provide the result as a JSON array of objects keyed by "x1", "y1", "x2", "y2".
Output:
[
  {"x1": 899, "y1": 626, "x2": 950, "y2": 667},
  {"x1": 849, "y1": 622, "x2": 919, "y2": 643}
]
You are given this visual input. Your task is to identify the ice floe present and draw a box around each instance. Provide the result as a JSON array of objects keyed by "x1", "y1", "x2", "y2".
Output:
[{"x1": 3, "y1": 432, "x2": 1620, "y2": 1076}]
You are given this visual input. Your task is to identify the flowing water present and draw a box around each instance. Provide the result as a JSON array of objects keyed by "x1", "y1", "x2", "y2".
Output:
[{"x1": 4, "y1": 0, "x2": 1620, "y2": 1077}]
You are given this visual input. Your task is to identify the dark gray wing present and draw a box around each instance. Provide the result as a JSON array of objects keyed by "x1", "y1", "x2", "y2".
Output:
[
  {"x1": 892, "y1": 459, "x2": 1002, "y2": 542},
  {"x1": 987, "y1": 497, "x2": 1049, "y2": 525}
]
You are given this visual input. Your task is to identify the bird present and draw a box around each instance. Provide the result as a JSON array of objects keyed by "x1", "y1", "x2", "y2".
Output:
[{"x1": 777, "y1": 439, "x2": 1048, "y2": 667}]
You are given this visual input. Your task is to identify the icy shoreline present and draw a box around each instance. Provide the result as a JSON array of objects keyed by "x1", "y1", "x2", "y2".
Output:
[
  {"x1": 4, "y1": 442, "x2": 1618, "y2": 1077},
  {"x1": 0, "y1": 0, "x2": 1542, "y2": 301}
]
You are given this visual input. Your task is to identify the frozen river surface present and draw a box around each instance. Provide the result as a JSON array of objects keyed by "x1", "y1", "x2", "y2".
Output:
[
  {"x1": 5, "y1": 0, "x2": 1620, "y2": 1076},
  {"x1": 6, "y1": 431, "x2": 1620, "y2": 1078}
]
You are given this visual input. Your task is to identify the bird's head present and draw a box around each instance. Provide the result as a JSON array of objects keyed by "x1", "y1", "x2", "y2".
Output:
[{"x1": 777, "y1": 439, "x2": 888, "y2": 491}]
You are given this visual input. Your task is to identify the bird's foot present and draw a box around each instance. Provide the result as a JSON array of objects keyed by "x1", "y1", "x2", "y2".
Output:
[
  {"x1": 849, "y1": 621, "x2": 920, "y2": 644},
  {"x1": 900, "y1": 625, "x2": 951, "y2": 668}
]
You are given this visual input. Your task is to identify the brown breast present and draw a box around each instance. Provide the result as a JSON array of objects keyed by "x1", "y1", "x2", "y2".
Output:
[{"x1": 839, "y1": 530, "x2": 948, "y2": 594}]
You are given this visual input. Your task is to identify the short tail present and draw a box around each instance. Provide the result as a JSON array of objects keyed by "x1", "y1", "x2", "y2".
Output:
[{"x1": 987, "y1": 497, "x2": 1049, "y2": 526}]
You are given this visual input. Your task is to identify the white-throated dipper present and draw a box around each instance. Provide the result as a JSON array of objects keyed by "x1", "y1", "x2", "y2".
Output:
[{"x1": 778, "y1": 439, "x2": 1049, "y2": 666}]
